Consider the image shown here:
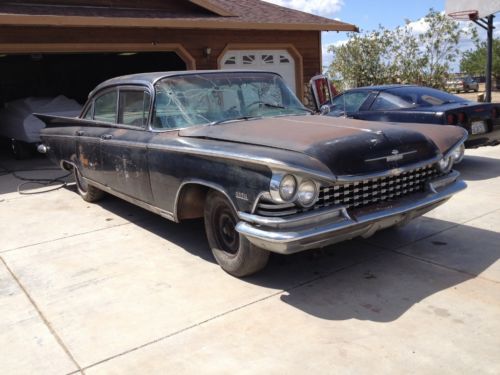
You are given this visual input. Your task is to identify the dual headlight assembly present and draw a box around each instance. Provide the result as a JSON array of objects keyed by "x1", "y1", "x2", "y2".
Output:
[
  {"x1": 437, "y1": 143, "x2": 465, "y2": 173},
  {"x1": 271, "y1": 174, "x2": 319, "y2": 207}
]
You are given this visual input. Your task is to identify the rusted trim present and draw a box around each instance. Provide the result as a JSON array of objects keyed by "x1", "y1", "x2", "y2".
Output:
[
  {"x1": 216, "y1": 43, "x2": 304, "y2": 100},
  {"x1": 0, "y1": 42, "x2": 196, "y2": 70},
  {"x1": 173, "y1": 179, "x2": 239, "y2": 222}
]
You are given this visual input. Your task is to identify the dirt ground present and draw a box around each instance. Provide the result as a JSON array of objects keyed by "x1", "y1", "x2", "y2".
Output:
[{"x1": 455, "y1": 83, "x2": 500, "y2": 103}]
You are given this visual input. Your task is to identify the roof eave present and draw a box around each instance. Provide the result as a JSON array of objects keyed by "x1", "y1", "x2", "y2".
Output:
[{"x1": 0, "y1": 14, "x2": 359, "y2": 32}]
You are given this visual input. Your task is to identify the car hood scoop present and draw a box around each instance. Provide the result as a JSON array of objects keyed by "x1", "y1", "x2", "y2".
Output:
[{"x1": 179, "y1": 116, "x2": 440, "y2": 176}]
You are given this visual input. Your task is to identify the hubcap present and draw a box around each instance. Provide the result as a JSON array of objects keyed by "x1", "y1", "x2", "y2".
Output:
[{"x1": 214, "y1": 205, "x2": 239, "y2": 255}]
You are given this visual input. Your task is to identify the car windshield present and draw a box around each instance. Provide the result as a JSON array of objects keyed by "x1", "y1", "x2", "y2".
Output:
[
  {"x1": 383, "y1": 86, "x2": 468, "y2": 108},
  {"x1": 152, "y1": 72, "x2": 309, "y2": 129}
]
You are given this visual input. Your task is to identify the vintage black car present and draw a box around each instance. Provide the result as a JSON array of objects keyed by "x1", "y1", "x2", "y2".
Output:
[
  {"x1": 37, "y1": 70, "x2": 467, "y2": 277},
  {"x1": 310, "y1": 76, "x2": 500, "y2": 149}
]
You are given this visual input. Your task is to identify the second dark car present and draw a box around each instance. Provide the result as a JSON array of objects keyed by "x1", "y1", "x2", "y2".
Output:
[{"x1": 311, "y1": 77, "x2": 500, "y2": 148}]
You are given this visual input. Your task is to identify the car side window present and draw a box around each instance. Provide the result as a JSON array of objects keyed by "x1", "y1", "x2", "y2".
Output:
[
  {"x1": 331, "y1": 92, "x2": 370, "y2": 112},
  {"x1": 119, "y1": 90, "x2": 151, "y2": 127},
  {"x1": 371, "y1": 92, "x2": 415, "y2": 111},
  {"x1": 93, "y1": 91, "x2": 117, "y2": 123}
]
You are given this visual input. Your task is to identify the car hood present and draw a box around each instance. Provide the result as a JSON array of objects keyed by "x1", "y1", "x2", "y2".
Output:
[{"x1": 179, "y1": 116, "x2": 464, "y2": 176}]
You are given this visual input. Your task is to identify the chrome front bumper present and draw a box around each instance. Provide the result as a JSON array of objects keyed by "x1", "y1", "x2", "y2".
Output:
[{"x1": 236, "y1": 171, "x2": 466, "y2": 254}]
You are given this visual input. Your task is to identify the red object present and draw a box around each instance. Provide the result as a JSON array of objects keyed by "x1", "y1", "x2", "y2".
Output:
[
  {"x1": 458, "y1": 112, "x2": 466, "y2": 123},
  {"x1": 446, "y1": 114, "x2": 457, "y2": 125},
  {"x1": 492, "y1": 107, "x2": 498, "y2": 119}
]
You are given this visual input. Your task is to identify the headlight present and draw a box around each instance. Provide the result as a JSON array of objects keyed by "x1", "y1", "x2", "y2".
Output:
[
  {"x1": 279, "y1": 175, "x2": 297, "y2": 201},
  {"x1": 450, "y1": 143, "x2": 465, "y2": 164},
  {"x1": 297, "y1": 179, "x2": 318, "y2": 207},
  {"x1": 437, "y1": 156, "x2": 453, "y2": 173}
]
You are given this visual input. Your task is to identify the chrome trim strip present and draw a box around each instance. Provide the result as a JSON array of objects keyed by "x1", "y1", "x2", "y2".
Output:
[
  {"x1": 236, "y1": 178, "x2": 466, "y2": 254},
  {"x1": 84, "y1": 178, "x2": 175, "y2": 221}
]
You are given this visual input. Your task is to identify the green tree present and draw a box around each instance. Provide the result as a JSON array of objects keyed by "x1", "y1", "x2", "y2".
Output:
[
  {"x1": 460, "y1": 39, "x2": 500, "y2": 78},
  {"x1": 328, "y1": 9, "x2": 475, "y2": 90}
]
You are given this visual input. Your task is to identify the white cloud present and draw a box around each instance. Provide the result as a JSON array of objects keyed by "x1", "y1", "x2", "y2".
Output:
[{"x1": 262, "y1": 0, "x2": 344, "y2": 16}]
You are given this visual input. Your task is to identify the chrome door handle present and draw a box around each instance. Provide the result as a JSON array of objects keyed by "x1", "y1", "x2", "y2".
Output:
[
  {"x1": 101, "y1": 134, "x2": 113, "y2": 140},
  {"x1": 76, "y1": 130, "x2": 85, "y2": 136}
]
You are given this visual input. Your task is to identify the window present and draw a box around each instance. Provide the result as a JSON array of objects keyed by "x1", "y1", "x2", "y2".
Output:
[
  {"x1": 82, "y1": 104, "x2": 93, "y2": 120},
  {"x1": 330, "y1": 91, "x2": 371, "y2": 113},
  {"x1": 261, "y1": 54, "x2": 274, "y2": 64},
  {"x1": 224, "y1": 56, "x2": 236, "y2": 65},
  {"x1": 93, "y1": 91, "x2": 117, "y2": 123},
  {"x1": 119, "y1": 90, "x2": 151, "y2": 127},
  {"x1": 371, "y1": 92, "x2": 415, "y2": 111},
  {"x1": 242, "y1": 55, "x2": 256, "y2": 65}
]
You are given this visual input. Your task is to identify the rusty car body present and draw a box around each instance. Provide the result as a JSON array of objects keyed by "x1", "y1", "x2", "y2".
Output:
[{"x1": 37, "y1": 70, "x2": 467, "y2": 276}]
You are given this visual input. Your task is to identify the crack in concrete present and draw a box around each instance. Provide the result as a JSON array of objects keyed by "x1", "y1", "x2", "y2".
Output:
[
  {"x1": 0, "y1": 256, "x2": 84, "y2": 374},
  {"x1": 80, "y1": 254, "x2": 377, "y2": 372}
]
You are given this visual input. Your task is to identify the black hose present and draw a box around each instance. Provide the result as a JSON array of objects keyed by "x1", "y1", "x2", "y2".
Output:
[{"x1": 0, "y1": 164, "x2": 72, "y2": 195}]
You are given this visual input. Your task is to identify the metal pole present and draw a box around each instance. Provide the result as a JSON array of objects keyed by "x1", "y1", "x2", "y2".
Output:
[{"x1": 485, "y1": 15, "x2": 494, "y2": 103}]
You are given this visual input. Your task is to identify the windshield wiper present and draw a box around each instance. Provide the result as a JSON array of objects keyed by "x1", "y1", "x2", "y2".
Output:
[
  {"x1": 259, "y1": 102, "x2": 314, "y2": 114},
  {"x1": 210, "y1": 116, "x2": 261, "y2": 125}
]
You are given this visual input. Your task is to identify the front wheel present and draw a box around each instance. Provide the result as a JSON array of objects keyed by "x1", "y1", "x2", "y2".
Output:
[
  {"x1": 74, "y1": 167, "x2": 105, "y2": 202},
  {"x1": 204, "y1": 191, "x2": 270, "y2": 277}
]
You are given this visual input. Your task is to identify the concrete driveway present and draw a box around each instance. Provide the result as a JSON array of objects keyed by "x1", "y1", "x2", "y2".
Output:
[{"x1": 1, "y1": 146, "x2": 499, "y2": 374}]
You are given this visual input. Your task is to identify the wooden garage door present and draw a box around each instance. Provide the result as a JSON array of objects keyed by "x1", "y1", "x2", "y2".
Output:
[{"x1": 220, "y1": 50, "x2": 296, "y2": 93}]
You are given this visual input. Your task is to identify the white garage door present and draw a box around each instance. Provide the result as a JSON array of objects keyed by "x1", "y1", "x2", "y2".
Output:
[{"x1": 220, "y1": 50, "x2": 296, "y2": 93}]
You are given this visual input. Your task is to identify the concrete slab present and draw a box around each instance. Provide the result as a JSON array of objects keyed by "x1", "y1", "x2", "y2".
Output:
[
  {"x1": 2, "y1": 215, "x2": 380, "y2": 368},
  {"x1": 0, "y1": 189, "x2": 154, "y2": 253},
  {"x1": 396, "y1": 210, "x2": 500, "y2": 282},
  {"x1": 84, "y1": 252, "x2": 500, "y2": 375},
  {"x1": 0, "y1": 260, "x2": 78, "y2": 375}
]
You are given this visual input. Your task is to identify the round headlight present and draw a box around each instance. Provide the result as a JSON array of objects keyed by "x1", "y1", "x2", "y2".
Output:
[
  {"x1": 297, "y1": 180, "x2": 318, "y2": 207},
  {"x1": 279, "y1": 175, "x2": 297, "y2": 201},
  {"x1": 437, "y1": 156, "x2": 453, "y2": 173},
  {"x1": 450, "y1": 143, "x2": 465, "y2": 164}
]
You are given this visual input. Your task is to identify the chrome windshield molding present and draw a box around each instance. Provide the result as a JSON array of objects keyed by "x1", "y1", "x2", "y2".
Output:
[
  {"x1": 428, "y1": 170, "x2": 460, "y2": 193},
  {"x1": 236, "y1": 179, "x2": 466, "y2": 254},
  {"x1": 334, "y1": 155, "x2": 442, "y2": 183},
  {"x1": 86, "y1": 179, "x2": 175, "y2": 222}
]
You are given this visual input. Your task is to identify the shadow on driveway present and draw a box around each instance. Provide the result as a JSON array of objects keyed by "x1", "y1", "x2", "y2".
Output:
[{"x1": 90, "y1": 188, "x2": 499, "y2": 323}]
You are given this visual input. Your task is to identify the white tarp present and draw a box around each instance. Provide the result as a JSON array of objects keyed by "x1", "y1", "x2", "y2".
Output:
[{"x1": 0, "y1": 96, "x2": 82, "y2": 143}]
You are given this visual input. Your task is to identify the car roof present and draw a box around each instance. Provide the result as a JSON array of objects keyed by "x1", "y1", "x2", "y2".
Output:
[
  {"x1": 346, "y1": 84, "x2": 419, "y2": 92},
  {"x1": 89, "y1": 70, "x2": 282, "y2": 98}
]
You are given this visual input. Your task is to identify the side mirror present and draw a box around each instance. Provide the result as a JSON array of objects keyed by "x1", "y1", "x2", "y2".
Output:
[
  {"x1": 320, "y1": 105, "x2": 331, "y2": 115},
  {"x1": 309, "y1": 75, "x2": 336, "y2": 112}
]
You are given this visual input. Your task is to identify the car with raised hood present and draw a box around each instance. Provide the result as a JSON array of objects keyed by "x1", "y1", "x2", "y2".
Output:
[
  {"x1": 310, "y1": 75, "x2": 500, "y2": 149},
  {"x1": 37, "y1": 70, "x2": 467, "y2": 277}
]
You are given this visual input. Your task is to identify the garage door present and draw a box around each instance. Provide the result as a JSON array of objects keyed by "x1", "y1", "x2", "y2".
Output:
[{"x1": 220, "y1": 50, "x2": 296, "y2": 93}]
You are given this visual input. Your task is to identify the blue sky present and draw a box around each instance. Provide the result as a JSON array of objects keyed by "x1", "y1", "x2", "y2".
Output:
[{"x1": 264, "y1": 0, "x2": 499, "y2": 72}]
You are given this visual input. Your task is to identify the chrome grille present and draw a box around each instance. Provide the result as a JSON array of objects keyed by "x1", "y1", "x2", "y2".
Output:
[
  {"x1": 255, "y1": 164, "x2": 443, "y2": 217},
  {"x1": 316, "y1": 165, "x2": 442, "y2": 210}
]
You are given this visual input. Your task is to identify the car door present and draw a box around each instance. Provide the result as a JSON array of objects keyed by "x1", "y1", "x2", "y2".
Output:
[
  {"x1": 77, "y1": 89, "x2": 118, "y2": 185},
  {"x1": 100, "y1": 86, "x2": 154, "y2": 203}
]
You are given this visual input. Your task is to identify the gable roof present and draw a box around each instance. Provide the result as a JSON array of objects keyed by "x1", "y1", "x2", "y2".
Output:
[{"x1": 0, "y1": 0, "x2": 358, "y2": 32}]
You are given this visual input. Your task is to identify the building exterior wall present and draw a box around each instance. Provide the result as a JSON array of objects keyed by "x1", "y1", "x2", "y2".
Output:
[{"x1": 0, "y1": 26, "x2": 322, "y2": 100}]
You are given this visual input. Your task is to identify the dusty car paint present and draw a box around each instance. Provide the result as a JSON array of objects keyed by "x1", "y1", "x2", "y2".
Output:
[{"x1": 37, "y1": 70, "x2": 467, "y2": 275}]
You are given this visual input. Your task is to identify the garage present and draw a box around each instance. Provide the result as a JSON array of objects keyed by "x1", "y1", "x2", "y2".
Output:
[
  {"x1": 0, "y1": 0, "x2": 357, "y2": 159},
  {"x1": 0, "y1": 51, "x2": 186, "y2": 105},
  {"x1": 220, "y1": 49, "x2": 297, "y2": 93}
]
